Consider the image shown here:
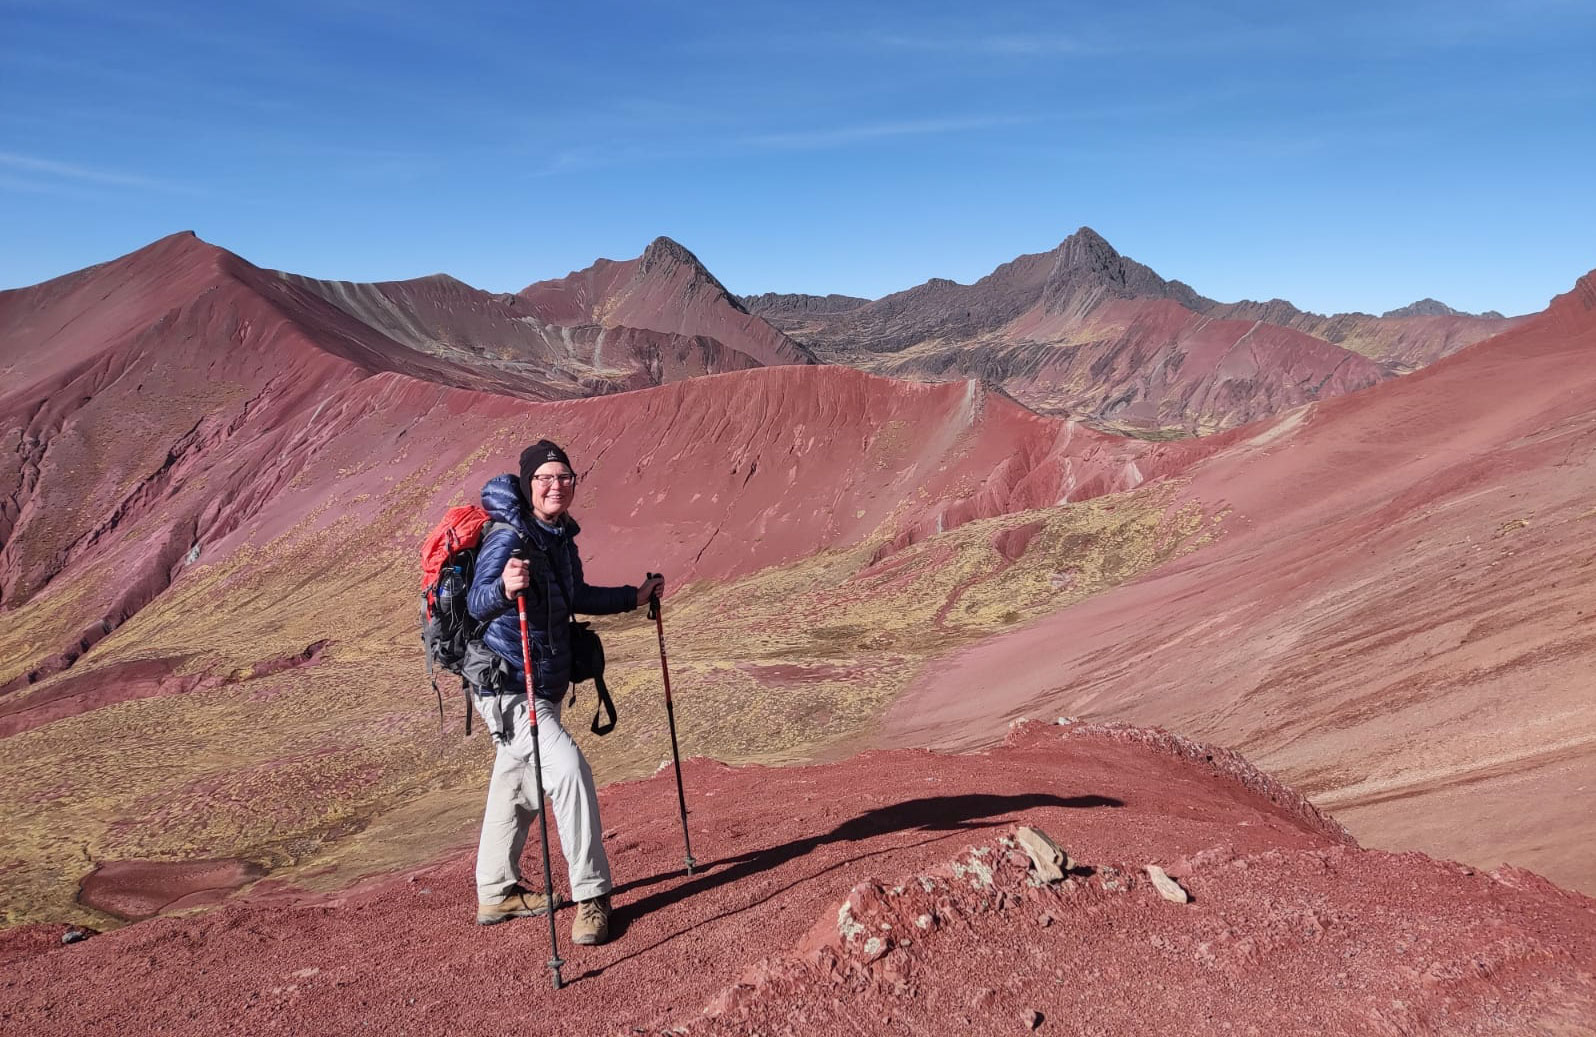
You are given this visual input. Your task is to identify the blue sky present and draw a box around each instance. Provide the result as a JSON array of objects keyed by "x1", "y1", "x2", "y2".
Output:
[{"x1": 3, "y1": 0, "x2": 1592, "y2": 315}]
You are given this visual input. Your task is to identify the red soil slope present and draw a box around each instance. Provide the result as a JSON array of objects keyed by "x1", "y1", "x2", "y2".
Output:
[
  {"x1": 882, "y1": 270, "x2": 1596, "y2": 893},
  {"x1": 4, "y1": 723, "x2": 1590, "y2": 1037},
  {"x1": 521, "y1": 236, "x2": 814, "y2": 368}
]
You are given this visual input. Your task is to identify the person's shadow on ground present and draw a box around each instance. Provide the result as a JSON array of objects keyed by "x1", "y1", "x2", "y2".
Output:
[{"x1": 594, "y1": 791, "x2": 1122, "y2": 959}]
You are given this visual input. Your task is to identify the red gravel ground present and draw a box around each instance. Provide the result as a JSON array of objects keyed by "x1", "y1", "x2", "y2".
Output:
[{"x1": 3, "y1": 723, "x2": 1592, "y2": 1036}]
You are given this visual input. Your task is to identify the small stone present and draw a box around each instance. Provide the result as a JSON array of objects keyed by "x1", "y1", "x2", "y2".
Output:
[
  {"x1": 61, "y1": 929, "x2": 87, "y2": 945},
  {"x1": 1025, "y1": 1008, "x2": 1044, "y2": 1029},
  {"x1": 1146, "y1": 865, "x2": 1190, "y2": 904},
  {"x1": 1015, "y1": 826, "x2": 1070, "y2": 883}
]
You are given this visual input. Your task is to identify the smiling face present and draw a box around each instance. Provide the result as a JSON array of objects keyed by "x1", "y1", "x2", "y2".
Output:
[{"x1": 527, "y1": 460, "x2": 577, "y2": 524}]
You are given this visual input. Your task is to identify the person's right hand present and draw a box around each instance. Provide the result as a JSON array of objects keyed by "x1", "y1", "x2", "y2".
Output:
[
  {"x1": 637, "y1": 573, "x2": 664, "y2": 608},
  {"x1": 503, "y1": 557, "x2": 530, "y2": 597}
]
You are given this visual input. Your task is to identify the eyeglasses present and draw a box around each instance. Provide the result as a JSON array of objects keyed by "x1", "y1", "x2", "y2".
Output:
[{"x1": 530, "y1": 473, "x2": 578, "y2": 487}]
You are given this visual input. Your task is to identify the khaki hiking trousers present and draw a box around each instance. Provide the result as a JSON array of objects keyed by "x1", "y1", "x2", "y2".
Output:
[{"x1": 474, "y1": 692, "x2": 613, "y2": 904}]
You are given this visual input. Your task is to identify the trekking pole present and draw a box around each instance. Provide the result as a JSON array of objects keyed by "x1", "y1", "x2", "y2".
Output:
[
  {"x1": 647, "y1": 573, "x2": 696, "y2": 875},
  {"x1": 514, "y1": 565, "x2": 565, "y2": 991}
]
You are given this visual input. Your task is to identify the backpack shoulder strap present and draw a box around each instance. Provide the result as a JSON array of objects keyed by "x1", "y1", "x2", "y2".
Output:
[
  {"x1": 481, "y1": 520, "x2": 516, "y2": 546},
  {"x1": 530, "y1": 534, "x2": 575, "y2": 607}
]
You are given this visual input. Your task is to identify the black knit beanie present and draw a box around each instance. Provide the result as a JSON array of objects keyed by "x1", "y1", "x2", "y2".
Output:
[{"x1": 519, "y1": 439, "x2": 573, "y2": 493}]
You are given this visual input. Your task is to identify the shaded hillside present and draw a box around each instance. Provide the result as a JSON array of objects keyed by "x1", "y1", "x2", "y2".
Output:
[
  {"x1": 3, "y1": 723, "x2": 1592, "y2": 1037},
  {"x1": 282, "y1": 271, "x2": 766, "y2": 396},
  {"x1": 883, "y1": 268, "x2": 1596, "y2": 894},
  {"x1": 521, "y1": 236, "x2": 815, "y2": 368},
  {"x1": 746, "y1": 228, "x2": 1518, "y2": 433}
]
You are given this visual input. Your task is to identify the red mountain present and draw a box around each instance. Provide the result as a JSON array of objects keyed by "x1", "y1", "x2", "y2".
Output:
[
  {"x1": 747, "y1": 228, "x2": 1518, "y2": 433},
  {"x1": 0, "y1": 231, "x2": 545, "y2": 612}
]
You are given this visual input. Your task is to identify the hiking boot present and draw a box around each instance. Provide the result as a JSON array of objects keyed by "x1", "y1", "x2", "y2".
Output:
[
  {"x1": 571, "y1": 894, "x2": 611, "y2": 945},
  {"x1": 476, "y1": 885, "x2": 554, "y2": 926}
]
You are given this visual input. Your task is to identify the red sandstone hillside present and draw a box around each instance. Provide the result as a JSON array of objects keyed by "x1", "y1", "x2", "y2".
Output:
[
  {"x1": 882, "y1": 267, "x2": 1596, "y2": 894},
  {"x1": 520, "y1": 236, "x2": 815, "y2": 369},
  {"x1": 4, "y1": 723, "x2": 1592, "y2": 1037},
  {"x1": 745, "y1": 228, "x2": 1519, "y2": 433}
]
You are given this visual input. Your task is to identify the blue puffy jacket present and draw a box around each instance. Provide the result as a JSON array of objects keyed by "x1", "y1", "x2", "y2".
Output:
[{"x1": 466, "y1": 474, "x2": 637, "y2": 700}]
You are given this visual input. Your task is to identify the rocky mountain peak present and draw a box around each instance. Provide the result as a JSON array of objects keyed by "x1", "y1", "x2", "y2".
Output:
[
  {"x1": 1041, "y1": 227, "x2": 1214, "y2": 313},
  {"x1": 1382, "y1": 298, "x2": 1463, "y2": 319},
  {"x1": 637, "y1": 235, "x2": 748, "y2": 314},
  {"x1": 638, "y1": 235, "x2": 701, "y2": 272},
  {"x1": 1052, "y1": 225, "x2": 1117, "y2": 267}
]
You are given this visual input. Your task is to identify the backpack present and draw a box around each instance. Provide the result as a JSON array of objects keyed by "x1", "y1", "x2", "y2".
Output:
[{"x1": 419, "y1": 505, "x2": 506, "y2": 735}]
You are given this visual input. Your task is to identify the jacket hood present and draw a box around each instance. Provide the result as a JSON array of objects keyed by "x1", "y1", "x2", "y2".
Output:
[{"x1": 480, "y1": 474, "x2": 581, "y2": 540}]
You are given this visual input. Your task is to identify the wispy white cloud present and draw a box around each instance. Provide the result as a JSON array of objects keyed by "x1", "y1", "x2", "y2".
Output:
[
  {"x1": 0, "y1": 172, "x2": 97, "y2": 198},
  {"x1": 0, "y1": 151, "x2": 178, "y2": 190},
  {"x1": 745, "y1": 115, "x2": 1031, "y2": 151},
  {"x1": 875, "y1": 32, "x2": 1091, "y2": 56}
]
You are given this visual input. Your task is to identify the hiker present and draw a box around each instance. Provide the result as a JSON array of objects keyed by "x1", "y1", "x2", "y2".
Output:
[{"x1": 465, "y1": 439, "x2": 663, "y2": 945}]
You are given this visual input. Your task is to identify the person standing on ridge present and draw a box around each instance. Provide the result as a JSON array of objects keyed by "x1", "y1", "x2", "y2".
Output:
[{"x1": 466, "y1": 439, "x2": 663, "y2": 946}]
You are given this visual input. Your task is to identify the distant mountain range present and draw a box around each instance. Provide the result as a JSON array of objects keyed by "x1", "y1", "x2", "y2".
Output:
[
  {"x1": 3, "y1": 228, "x2": 1524, "y2": 443},
  {"x1": 742, "y1": 227, "x2": 1521, "y2": 434}
]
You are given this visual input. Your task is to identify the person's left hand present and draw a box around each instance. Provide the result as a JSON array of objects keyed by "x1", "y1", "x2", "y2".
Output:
[{"x1": 637, "y1": 573, "x2": 664, "y2": 609}]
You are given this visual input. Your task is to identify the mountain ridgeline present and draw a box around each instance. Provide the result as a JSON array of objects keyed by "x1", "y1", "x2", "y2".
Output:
[{"x1": 741, "y1": 227, "x2": 1521, "y2": 434}]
